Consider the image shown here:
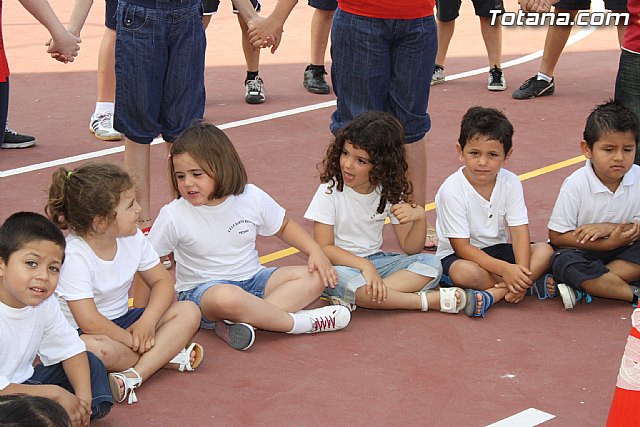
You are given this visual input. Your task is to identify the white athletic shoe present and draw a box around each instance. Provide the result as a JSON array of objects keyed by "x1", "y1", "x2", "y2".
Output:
[
  {"x1": 298, "y1": 305, "x2": 351, "y2": 333},
  {"x1": 89, "y1": 112, "x2": 122, "y2": 141}
]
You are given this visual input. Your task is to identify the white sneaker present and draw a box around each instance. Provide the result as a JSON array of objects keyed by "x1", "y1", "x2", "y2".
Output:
[
  {"x1": 245, "y1": 77, "x2": 266, "y2": 104},
  {"x1": 298, "y1": 305, "x2": 351, "y2": 333},
  {"x1": 89, "y1": 112, "x2": 122, "y2": 141}
]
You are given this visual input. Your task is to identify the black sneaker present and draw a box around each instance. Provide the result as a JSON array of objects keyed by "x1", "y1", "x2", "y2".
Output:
[
  {"x1": 487, "y1": 66, "x2": 506, "y2": 91},
  {"x1": 512, "y1": 76, "x2": 555, "y2": 100},
  {"x1": 2, "y1": 127, "x2": 36, "y2": 149},
  {"x1": 303, "y1": 66, "x2": 330, "y2": 94},
  {"x1": 245, "y1": 77, "x2": 266, "y2": 104}
]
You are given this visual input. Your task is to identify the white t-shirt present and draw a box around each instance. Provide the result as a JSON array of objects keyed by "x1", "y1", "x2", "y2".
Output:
[
  {"x1": 56, "y1": 230, "x2": 160, "y2": 328},
  {"x1": 548, "y1": 161, "x2": 640, "y2": 233},
  {"x1": 304, "y1": 182, "x2": 399, "y2": 257},
  {"x1": 0, "y1": 296, "x2": 86, "y2": 389},
  {"x1": 148, "y1": 184, "x2": 286, "y2": 292},
  {"x1": 435, "y1": 167, "x2": 529, "y2": 259}
]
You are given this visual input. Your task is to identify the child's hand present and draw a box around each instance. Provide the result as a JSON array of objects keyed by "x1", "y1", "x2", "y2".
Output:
[
  {"x1": 362, "y1": 264, "x2": 386, "y2": 303},
  {"x1": 53, "y1": 386, "x2": 91, "y2": 426},
  {"x1": 573, "y1": 223, "x2": 615, "y2": 244},
  {"x1": 307, "y1": 248, "x2": 337, "y2": 288},
  {"x1": 46, "y1": 30, "x2": 81, "y2": 63},
  {"x1": 503, "y1": 289, "x2": 526, "y2": 304},
  {"x1": 128, "y1": 317, "x2": 156, "y2": 354},
  {"x1": 247, "y1": 15, "x2": 283, "y2": 53},
  {"x1": 390, "y1": 203, "x2": 425, "y2": 224},
  {"x1": 608, "y1": 222, "x2": 640, "y2": 248},
  {"x1": 499, "y1": 263, "x2": 532, "y2": 293}
]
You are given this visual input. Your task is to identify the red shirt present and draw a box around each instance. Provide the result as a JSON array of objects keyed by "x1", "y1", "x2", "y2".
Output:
[
  {"x1": 623, "y1": 0, "x2": 640, "y2": 53},
  {"x1": 338, "y1": 0, "x2": 435, "y2": 20},
  {"x1": 0, "y1": 1, "x2": 9, "y2": 82}
]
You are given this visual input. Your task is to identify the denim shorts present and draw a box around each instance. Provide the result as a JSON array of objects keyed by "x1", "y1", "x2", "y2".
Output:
[
  {"x1": 309, "y1": 0, "x2": 337, "y2": 11},
  {"x1": 329, "y1": 9, "x2": 437, "y2": 143},
  {"x1": 106, "y1": 0, "x2": 117, "y2": 29},
  {"x1": 550, "y1": 243, "x2": 640, "y2": 291},
  {"x1": 177, "y1": 267, "x2": 277, "y2": 329},
  {"x1": 202, "y1": 0, "x2": 260, "y2": 15},
  {"x1": 441, "y1": 243, "x2": 516, "y2": 276},
  {"x1": 436, "y1": 0, "x2": 504, "y2": 21},
  {"x1": 26, "y1": 352, "x2": 113, "y2": 421},
  {"x1": 323, "y1": 252, "x2": 442, "y2": 304},
  {"x1": 615, "y1": 50, "x2": 640, "y2": 163},
  {"x1": 114, "y1": 0, "x2": 206, "y2": 144},
  {"x1": 555, "y1": 0, "x2": 626, "y2": 10}
]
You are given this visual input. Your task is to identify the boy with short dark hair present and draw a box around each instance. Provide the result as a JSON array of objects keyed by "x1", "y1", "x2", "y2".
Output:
[
  {"x1": 0, "y1": 212, "x2": 113, "y2": 425},
  {"x1": 548, "y1": 100, "x2": 640, "y2": 309},
  {"x1": 435, "y1": 106, "x2": 554, "y2": 317}
]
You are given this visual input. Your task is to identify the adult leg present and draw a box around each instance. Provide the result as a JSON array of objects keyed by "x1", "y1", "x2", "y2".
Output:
[
  {"x1": 309, "y1": 8, "x2": 333, "y2": 66},
  {"x1": 479, "y1": 16, "x2": 501, "y2": 68},
  {"x1": 434, "y1": 19, "x2": 455, "y2": 68},
  {"x1": 538, "y1": 9, "x2": 577, "y2": 77},
  {"x1": 614, "y1": 50, "x2": 640, "y2": 164}
]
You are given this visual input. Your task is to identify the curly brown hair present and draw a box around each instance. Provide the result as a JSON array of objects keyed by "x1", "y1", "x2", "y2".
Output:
[{"x1": 318, "y1": 111, "x2": 411, "y2": 214}]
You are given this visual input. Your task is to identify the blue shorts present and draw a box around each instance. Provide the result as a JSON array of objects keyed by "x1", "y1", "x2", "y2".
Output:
[
  {"x1": 308, "y1": 0, "x2": 337, "y2": 11},
  {"x1": 177, "y1": 267, "x2": 277, "y2": 329},
  {"x1": 555, "y1": 0, "x2": 627, "y2": 11},
  {"x1": 114, "y1": 0, "x2": 206, "y2": 144},
  {"x1": 329, "y1": 9, "x2": 437, "y2": 143},
  {"x1": 105, "y1": 0, "x2": 117, "y2": 29},
  {"x1": 436, "y1": 0, "x2": 504, "y2": 21},
  {"x1": 202, "y1": 0, "x2": 260, "y2": 16},
  {"x1": 323, "y1": 252, "x2": 442, "y2": 304},
  {"x1": 78, "y1": 307, "x2": 145, "y2": 335},
  {"x1": 550, "y1": 243, "x2": 640, "y2": 291},
  {"x1": 441, "y1": 243, "x2": 516, "y2": 276}
]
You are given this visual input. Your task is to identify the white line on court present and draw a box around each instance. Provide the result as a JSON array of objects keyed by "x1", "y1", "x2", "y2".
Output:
[
  {"x1": 486, "y1": 408, "x2": 556, "y2": 427},
  {"x1": 0, "y1": 23, "x2": 597, "y2": 178}
]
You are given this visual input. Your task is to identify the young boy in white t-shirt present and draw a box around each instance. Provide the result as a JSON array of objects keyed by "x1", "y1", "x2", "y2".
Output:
[
  {"x1": 435, "y1": 106, "x2": 554, "y2": 317},
  {"x1": 0, "y1": 212, "x2": 113, "y2": 425},
  {"x1": 548, "y1": 100, "x2": 640, "y2": 309}
]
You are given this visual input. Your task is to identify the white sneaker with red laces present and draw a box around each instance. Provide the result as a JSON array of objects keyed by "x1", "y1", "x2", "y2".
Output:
[{"x1": 297, "y1": 305, "x2": 351, "y2": 333}]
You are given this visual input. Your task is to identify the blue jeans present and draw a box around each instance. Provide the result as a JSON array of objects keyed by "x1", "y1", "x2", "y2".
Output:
[
  {"x1": 330, "y1": 9, "x2": 437, "y2": 143},
  {"x1": 25, "y1": 352, "x2": 113, "y2": 421},
  {"x1": 615, "y1": 49, "x2": 640, "y2": 164},
  {"x1": 114, "y1": 0, "x2": 206, "y2": 144},
  {"x1": 324, "y1": 252, "x2": 442, "y2": 304}
]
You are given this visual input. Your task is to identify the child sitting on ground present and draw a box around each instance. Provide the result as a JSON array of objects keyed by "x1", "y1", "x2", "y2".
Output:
[
  {"x1": 304, "y1": 111, "x2": 467, "y2": 314},
  {"x1": 435, "y1": 106, "x2": 554, "y2": 317},
  {"x1": 0, "y1": 212, "x2": 113, "y2": 425},
  {"x1": 147, "y1": 123, "x2": 351, "y2": 352},
  {"x1": 548, "y1": 100, "x2": 640, "y2": 309},
  {"x1": 46, "y1": 163, "x2": 203, "y2": 405}
]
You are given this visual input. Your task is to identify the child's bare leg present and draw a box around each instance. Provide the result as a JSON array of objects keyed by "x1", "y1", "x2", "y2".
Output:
[
  {"x1": 262, "y1": 266, "x2": 325, "y2": 312},
  {"x1": 378, "y1": 270, "x2": 431, "y2": 293},
  {"x1": 200, "y1": 285, "x2": 295, "y2": 332},
  {"x1": 82, "y1": 335, "x2": 140, "y2": 372},
  {"x1": 238, "y1": 17, "x2": 259, "y2": 73},
  {"x1": 354, "y1": 286, "x2": 462, "y2": 311},
  {"x1": 129, "y1": 301, "x2": 200, "y2": 380},
  {"x1": 581, "y1": 272, "x2": 635, "y2": 302},
  {"x1": 124, "y1": 139, "x2": 151, "y2": 230},
  {"x1": 529, "y1": 242, "x2": 555, "y2": 295}
]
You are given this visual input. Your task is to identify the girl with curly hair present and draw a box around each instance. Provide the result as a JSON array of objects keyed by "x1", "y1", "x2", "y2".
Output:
[{"x1": 305, "y1": 111, "x2": 468, "y2": 314}]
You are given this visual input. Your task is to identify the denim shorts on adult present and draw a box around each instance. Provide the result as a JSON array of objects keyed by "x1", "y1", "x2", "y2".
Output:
[
  {"x1": 436, "y1": 0, "x2": 505, "y2": 21},
  {"x1": 114, "y1": 0, "x2": 206, "y2": 144},
  {"x1": 323, "y1": 252, "x2": 442, "y2": 304},
  {"x1": 441, "y1": 243, "x2": 516, "y2": 276},
  {"x1": 177, "y1": 267, "x2": 277, "y2": 329},
  {"x1": 330, "y1": 9, "x2": 437, "y2": 143},
  {"x1": 308, "y1": 0, "x2": 338, "y2": 11},
  {"x1": 106, "y1": 0, "x2": 117, "y2": 29},
  {"x1": 550, "y1": 242, "x2": 640, "y2": 291},
  {"x1": 202, "y1": 0, "x2": 260, "y2": 16},
  {"x1": 555, "y1": 0, "x2": 627, "y2": 11}
]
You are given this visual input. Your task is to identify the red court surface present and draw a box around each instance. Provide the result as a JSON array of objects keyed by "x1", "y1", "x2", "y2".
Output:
[{"x1": 0, "y1": 0, "x2": 633, "y2": 425}]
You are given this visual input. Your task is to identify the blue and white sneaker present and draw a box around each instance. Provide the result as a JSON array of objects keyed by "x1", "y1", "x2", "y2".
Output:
[{"x1": 557, "y1": 283, "x2": 593, "y2": 310}]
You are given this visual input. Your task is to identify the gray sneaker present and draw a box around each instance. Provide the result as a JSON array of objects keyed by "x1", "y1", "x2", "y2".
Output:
[
  {"x1": 512, "y1": 76, "x2": 555, "y2": 100},
  {"x1": 89, "y1": 112, "x2": 122, "y2": 141},
  {"x1": 431, "y1": 65, "x2": 445, "y2": 86},
  {"x1": 214, "y1": 320, "x2": 255, "y2": 350}
]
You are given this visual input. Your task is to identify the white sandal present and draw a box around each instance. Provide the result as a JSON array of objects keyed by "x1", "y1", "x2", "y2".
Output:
[
  {"x1": 167, "y1": 342, "x2": 204, "y2": 372},
  {"x1": 439, "y1": 287, "x2": 467, "y2": 313},
  {"x1": 108, "y1": 367, "x2": 142, "y2": 404}
]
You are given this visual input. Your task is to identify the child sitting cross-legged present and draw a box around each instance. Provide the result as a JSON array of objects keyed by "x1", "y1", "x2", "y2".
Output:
[
  {"x1": 435, "y1": 106, "x2": 554, "y2": 317},
  {"x1": 46, "y1": 163, "x2": 203, "y2": 405},
  {"x1": 548, "y1": 100, "x2": 640, "y2": 309}
]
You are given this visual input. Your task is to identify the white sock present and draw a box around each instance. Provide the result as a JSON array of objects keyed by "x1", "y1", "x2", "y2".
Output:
[
  {"x1": 286, "y1": 312, "x2": 313, "y2": 334},
  {"x1": 94, "y1": 102, "x2": 114, "y2": 116},
  {"x1": 536, "y1": 72, "x2": 552, "y2": 82}
]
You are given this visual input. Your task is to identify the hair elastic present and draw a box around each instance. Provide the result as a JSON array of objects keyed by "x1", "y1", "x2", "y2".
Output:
[{"x1": 66, "y1": 171, "x2": 73, "y2": 180}]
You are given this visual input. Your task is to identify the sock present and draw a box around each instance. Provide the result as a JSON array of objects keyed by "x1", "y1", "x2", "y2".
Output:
[
  {"x1": 536, "y1": 72, "x2": 552, "y2": 83},
  {"x1": 307, "y1": 64, "x2": 325, "y2": 72},
  {"x1": 246, "y1": 71, "x2": 259, "y2": 82},
  {"x1": 94, "y1": 102, "x2": 114, "y2": 116},
  {"x1": 286, "y1": 312, "x2": 313, "y2": 334}
]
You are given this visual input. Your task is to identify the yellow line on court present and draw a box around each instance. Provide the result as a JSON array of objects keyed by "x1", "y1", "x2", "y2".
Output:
[{"x1": 257, "y1": 154, "x2": 587, "y2": 265}]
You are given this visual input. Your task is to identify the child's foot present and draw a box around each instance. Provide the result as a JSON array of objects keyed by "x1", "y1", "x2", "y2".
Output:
[
  {"x1": 215, "y1": 320, "x2": 255, "y2": 350},
  {"x1": 164, "y1": 342, "x2": 204, "y2": 371},
  {"x1": 423, "y1": 287, "x2": 466, "y2": 313},
  {"x1": 108, "y1": 368, "x2": 142, "y2": 404},
  {"x1": 529, "y1": 274, "x2": 556, "y2": 300},
  {"x1": 464, "y1": 289, "x2": 495, "y2": 318}
]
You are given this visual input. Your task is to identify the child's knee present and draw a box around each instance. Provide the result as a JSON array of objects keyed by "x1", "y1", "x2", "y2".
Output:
[
  {"x1": 449, "y1": 261, "x2": 484, "y2": 286},
  {"x1": 172, "y1": 300, "x2": 201, "y2": 326},
  {"x1": 204, "y1": 285, "x2": 248, "y2": 317},
  {"x1": 84, "y1": 335, "x2": 118, "y2": 367}
]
